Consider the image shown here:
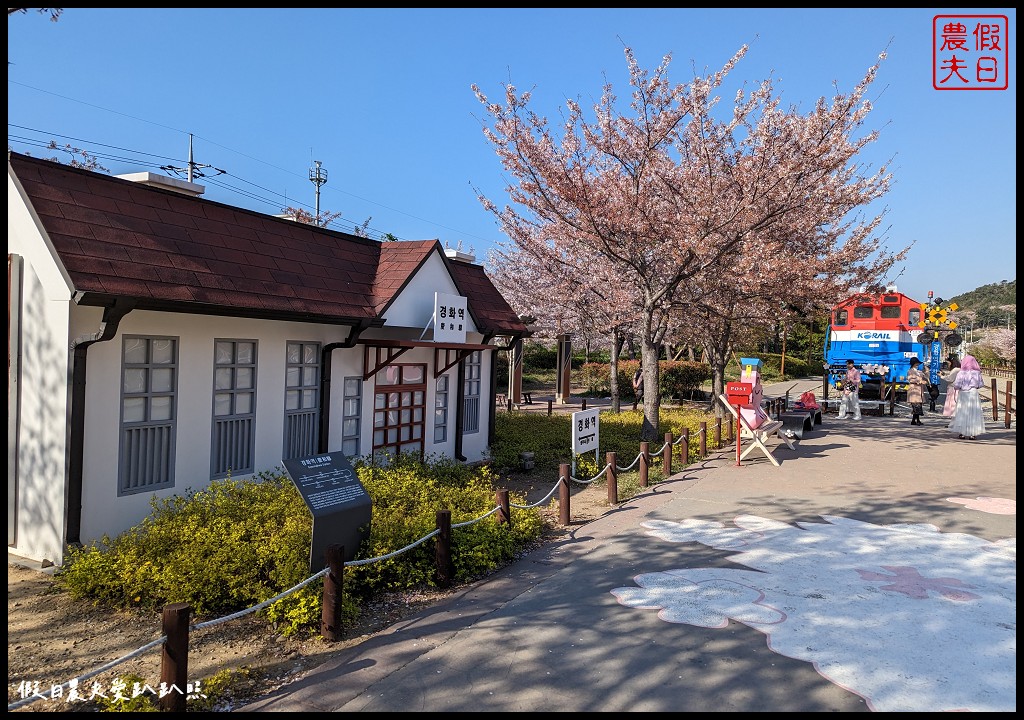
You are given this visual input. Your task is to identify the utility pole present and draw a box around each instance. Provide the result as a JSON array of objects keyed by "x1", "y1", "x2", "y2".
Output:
[
  {"x1": 309, "y1": 160, "x2": 328, "y2": 223},
  {"x1": 160, "y1": 133, "x2": 222, "y2": 182}
]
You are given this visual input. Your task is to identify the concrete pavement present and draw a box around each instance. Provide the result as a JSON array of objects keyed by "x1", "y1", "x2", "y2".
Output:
[{"x1": 241, "y1": 378, "x2": 1015, "y2": 713}]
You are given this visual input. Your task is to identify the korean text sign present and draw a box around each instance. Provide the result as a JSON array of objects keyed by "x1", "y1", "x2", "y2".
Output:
[
  {"x1": 572, "y1": 408, "x2": 600, "y2": 455},
  {"x1": 434, "y1": 292, "x2": 469, "y2": 344}
]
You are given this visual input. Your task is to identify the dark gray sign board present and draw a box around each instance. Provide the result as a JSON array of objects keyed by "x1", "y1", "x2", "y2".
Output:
[{"x1": 282, "y1": 452, "x2": 372, "y2": 574}]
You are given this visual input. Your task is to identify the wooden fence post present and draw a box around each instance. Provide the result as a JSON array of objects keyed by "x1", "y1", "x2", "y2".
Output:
[
  {"x1": 714, "y1": 418, "x2": 722, "y2": 448},
  {"x1": 639, "y1": 442, "x2": 649, "y2": 487},
  {"x1": 582, "y1": 397, "x2": 587, "y2": 411},
  {"x1": 606, "y1": 452, "x2": 617, "y2": 504},
  {"x1": 435, "y1": 510, "x2": 454, "y2": 588},
  {"x1": 680, "y1": 428, "x2": 689, "y2": 466},
  {"x1": 699, "y1": 421, "x2": 708, "y2": 457},
  {"x1": 321, "y1": 544, "x2": 345, "y2": 642},
  {"x1": 496, "y1": 489, "x2": 510, "y2": 526},
  {"x1": 662, "y1": 432, "x2": 673, "y2": 475},
  {"x1": 559, "y1": 463, "x2": 570, "y2": 526},
  {"x1": 159, "y1": 602, "x2": 190, "y2": 712},
  {"x1": 547, "y1": 399, "x2": 553, "y2": 417},
  {"x1": 991, "y1": 378, "x2": 999, "y2": 420},
  {"x1": 1005, "y1": 380, "x2": 1013, "y2": 428}
]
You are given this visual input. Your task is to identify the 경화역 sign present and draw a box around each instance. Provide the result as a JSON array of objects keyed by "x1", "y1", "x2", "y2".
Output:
[
  {"x1": 282, "y1": 452, "x2": 372, "y2": 573},
  {"x1": 433, "y1": 292, "x2": 468, "y2": 344},
  {"x1": 572, "y1": 408, "x2": 600, "y2": 455}
]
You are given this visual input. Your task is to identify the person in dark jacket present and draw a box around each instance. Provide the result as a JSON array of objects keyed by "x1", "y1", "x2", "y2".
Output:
[{"x1": 632, "y1": 363, "x2": 644, "y2": 411}]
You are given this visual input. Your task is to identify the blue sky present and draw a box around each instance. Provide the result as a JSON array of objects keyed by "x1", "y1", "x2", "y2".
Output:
[{"x1": 7, "y1": 8, "x2": 1016, "y2": 304}]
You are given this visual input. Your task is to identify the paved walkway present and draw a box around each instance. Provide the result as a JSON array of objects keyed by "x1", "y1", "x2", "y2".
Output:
[{"x1": 243, "y1": 378, "x2": 1015, "y2": 713}]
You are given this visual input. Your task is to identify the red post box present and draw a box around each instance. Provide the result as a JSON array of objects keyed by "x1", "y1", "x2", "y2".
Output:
[{"x1": 726, "y1": 382, "x2": 753, "y2": 408}]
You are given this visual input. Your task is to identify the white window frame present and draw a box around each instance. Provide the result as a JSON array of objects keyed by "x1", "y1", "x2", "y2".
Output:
[
  {"x1": 434, "y1": 373, "x2": 449, "y2": 443},
  {"x1": 341, "y1": 376, "x2": 362, "y2": 458},
  {"x1": 463, "y1": 351, "x2": 481, "y2": 435},
  {"x1": 118, "y1": 336, "x2": 178, "y2": 495},
  {"x1": 210, "y1": 339, "x2": 258, "y2": 479},
  {"x1": 283, "y1": 341, "x2": 320, "y2": 460}
]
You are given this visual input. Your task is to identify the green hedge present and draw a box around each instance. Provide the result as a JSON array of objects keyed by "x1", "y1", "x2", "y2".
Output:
[
  {"x1": 491, "y1": 405, "x2": 727, "y2": 473},
  {"x1": 579, "y1": 359, "x2": 712, "y2": 398},
  {"x1": 726, "y1": 353, "x2": 817, "y2": 382},
  {"x1": 57, "y1": 458, "x2": 544, "y2": 637}
]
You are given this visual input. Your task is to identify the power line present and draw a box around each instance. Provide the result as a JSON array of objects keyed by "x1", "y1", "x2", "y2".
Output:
[
  {"x1": 9, "y1": 124, "x2": 394, "y2": 239},
  {"x1": 8, "y1": 80, "x2": 187, "y2": 135},
  {"x1": 8, "y1": 123, "x2": 181, "y2": 161},
  {"x1": 160, "y1": 133, "x2": 224, "y2": 183},
  {"x1": 6, "y1": 92, "x2": 497, "y2": 242},
  {"x1": 8, "y1": 135, "x2": 173, "y2": 169}
]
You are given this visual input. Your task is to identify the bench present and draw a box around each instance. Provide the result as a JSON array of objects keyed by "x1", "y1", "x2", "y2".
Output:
[
  {"x1": 820, "y1": 398, "x2": 886, "y2": 416},
  {"x1": 496, "y1": 393, "x2": 534, "y2": 409},
  {"x1": 718, "y1": 395, "x2": 796, "y2": 467},
  {"x1": 779, "y1": 411, "x2": 816, "y2": 440}
]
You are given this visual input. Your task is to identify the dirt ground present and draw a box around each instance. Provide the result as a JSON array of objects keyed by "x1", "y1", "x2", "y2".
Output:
[{"x1": 7, "y1": 471, "x2": 610, "y2": 712}]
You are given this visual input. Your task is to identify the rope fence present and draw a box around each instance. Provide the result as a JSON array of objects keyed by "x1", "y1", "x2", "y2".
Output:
[
  {"x1": 9, "y1": 417, "x2": 734, "y2": 713},
  {"x1": 7, "y1": 498, "x2": 514, "y2": 712},
  {"x1": 568, "y1": 462, "x2": 612, "y2": 484}
]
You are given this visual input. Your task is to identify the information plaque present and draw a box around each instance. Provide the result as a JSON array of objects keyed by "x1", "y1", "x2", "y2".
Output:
[{"x1": 282, "y1": 452, "x2": 372, "y2": 573}]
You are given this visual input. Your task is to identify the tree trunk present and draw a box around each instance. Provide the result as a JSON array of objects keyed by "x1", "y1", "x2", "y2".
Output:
[
  {"x1": 780, "y1": 326, "x2": 787, "y2": 377},
  {"x1": 640, "y1": 338, "x2": 662, "y2": 441},
  {"x1": 610, "y1": 328, "x2": 621, "y2": 413},
  {"x1": 705, "y1": 343, "x2": 730, "y2": 419}
]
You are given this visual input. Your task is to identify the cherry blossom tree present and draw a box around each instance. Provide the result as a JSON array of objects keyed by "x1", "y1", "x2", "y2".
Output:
[
  {"x1": 475, "y1": 45, "x2": 899, "y2": 439},
  {"x1": 676, "y1": 219, "x2": 910, "y2": 411},
  {"x1": 280, "y1": 206, "x2": 344, "y2": 228},
  {"x1": 974, "y1": 328, "x2": 1016, "y2": 364},
  {"x1": 7, "y1": 8, "x2": 63, "y2": 21},
  {"x1": 487, "y1": 240, "x2": 641, "y2": 411},
  {"x1": 41, "y1": 140, "x2": 109, "y2": 172}
]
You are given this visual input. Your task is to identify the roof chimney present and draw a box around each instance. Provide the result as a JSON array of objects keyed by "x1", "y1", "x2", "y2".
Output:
[
  {"x1": 444, "y1": 247, "x2": 476, "y2": 263},
  {"x1": 115, "y1": 171, "x2": 205, "y2": 197}
]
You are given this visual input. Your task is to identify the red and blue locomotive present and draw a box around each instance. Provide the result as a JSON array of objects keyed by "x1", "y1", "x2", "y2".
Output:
[{"x1": 823, "y1": 287, "x2": 926, "y2": 398}]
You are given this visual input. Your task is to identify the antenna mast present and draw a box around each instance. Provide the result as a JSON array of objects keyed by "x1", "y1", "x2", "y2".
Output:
[{"x1": 309, "y1": 160, "x2": 328, "y2": 222}]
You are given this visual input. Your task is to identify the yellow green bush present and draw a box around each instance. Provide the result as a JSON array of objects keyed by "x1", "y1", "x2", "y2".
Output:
[
  {"x1": 492, "y1": 406, "x2": 725, "y2": 474},
  {"x1": 57, "y1": 457, "x2": 544, "y2": 638},
  {"x1": 350, "y1": 454, "x2": 543, "y2": 594},
  {"x1": 58, "y1": 472, "x2": 312, "y2": 616}
]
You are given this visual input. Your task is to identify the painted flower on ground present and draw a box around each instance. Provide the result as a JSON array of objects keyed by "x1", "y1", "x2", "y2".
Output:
[
  {"x1": 610, "y1": 515, "x2": 1016, "y2": 712},
  {"x1": 947, "y1": 496, "x2": 1017, "y2": 515}
]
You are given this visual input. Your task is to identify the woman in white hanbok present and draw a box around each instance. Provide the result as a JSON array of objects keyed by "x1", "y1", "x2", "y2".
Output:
[{"x1": 947, "y1": 355, "x2": 986, "y2": 440}]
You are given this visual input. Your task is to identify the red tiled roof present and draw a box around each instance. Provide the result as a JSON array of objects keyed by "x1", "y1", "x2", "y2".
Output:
[
  {"x1": 8, "y1": 152, "x2": 527, "y2": 335},
  {"x1": 374, "y1": 240, "x2": 438, "y2": 313},
  {"x1": 446, "y1": 259, "x2": 527, "y2": 335}
]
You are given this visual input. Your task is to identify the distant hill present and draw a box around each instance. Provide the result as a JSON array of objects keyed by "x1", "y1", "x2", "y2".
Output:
[
  {"x1": 948, "y1": 280, "x2": 1016, "y2": 311},
  {"x1": 948, "y1": 280, "x2": 1016, "y2": 330}
]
